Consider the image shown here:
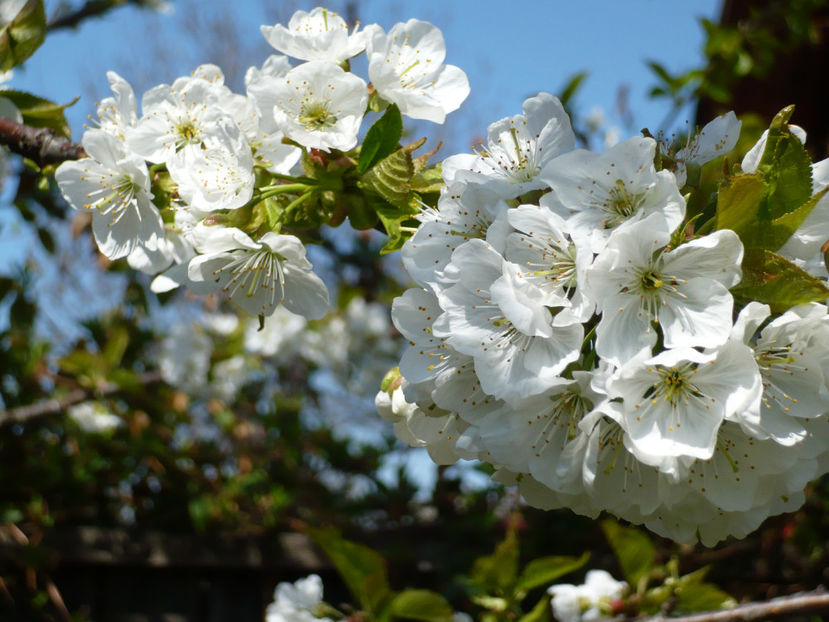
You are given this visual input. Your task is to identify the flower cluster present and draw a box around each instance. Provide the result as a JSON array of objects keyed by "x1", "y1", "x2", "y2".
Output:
[
  {"x1": 55, "y1": 7, "x2": 469, "y2": 322},
  {"x1": 381, "y1": 96, "x2": 829, "y2": 545}
]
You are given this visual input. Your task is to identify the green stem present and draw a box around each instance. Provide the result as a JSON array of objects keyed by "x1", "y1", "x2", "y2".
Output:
[
  {"x1": 257, "y1": 183, "x2": 313, "y2": 200},
  {"x1": 274, "y1": 190, "x2": 316, "y2": 228}
]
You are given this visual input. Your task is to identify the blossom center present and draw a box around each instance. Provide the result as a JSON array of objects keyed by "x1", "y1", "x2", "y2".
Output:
[
  {"x1": 604, "y1": 180, "x2": 644, "y2": 228},
  {"x1": 299, "y1": 101, "x2": 337, "y2": 130}
]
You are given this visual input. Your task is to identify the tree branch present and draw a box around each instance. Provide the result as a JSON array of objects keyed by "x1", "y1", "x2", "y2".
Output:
[
  {"x1": 0, "y1": 370, "x2": 163, "y2": 428},
  {"x1": 0, "y1": 118, "x2": 86, "y2": 167},
  {"x1": 46, "y1": 0, "x2": 164, "y2": 32},
  {"x1": 647, "y1": 587, "x2": 829, "y2": 621}
]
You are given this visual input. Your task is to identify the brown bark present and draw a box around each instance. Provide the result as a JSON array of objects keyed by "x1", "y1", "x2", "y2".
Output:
[{"x1": 0, "y1": 118, "x2": 86, "y2": 167}]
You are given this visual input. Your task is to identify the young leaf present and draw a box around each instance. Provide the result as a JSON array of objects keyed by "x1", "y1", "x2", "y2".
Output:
[
  {"x1": 387, "y1": 589, "x2": 454, "y2": 622},
  {"x1": 514, "y1": 553, "x2": 590, "y2": 596},
  {"x1": 358, "y1": 104, "x2": 403, "y2": 174},
  {"x1": 469, "y1": 526, "x2": 520, "y2": 595},
  {"x1": 308, "y1": 527, "x2": 392, "y2": 617},
  {"x1": 673, "y1": 568, "x2": 736, "y2": 613},
  {"x1": 714, "y1": 173, "x2": 769, "y2": 246},
  {"x1": 732, "y1": 248, "x2": 829, "y2": 312},
  {"x1": 559, "y1": 71, "x2": 588, "y2": 107},
  {"x1": 0, "y1": 0, "x2": 45, "y2": 72},
  {"x1": 766, "y1": 186, "x2": 829, "y2": 251},
  {"x1": 358, "y1": 139, "x2": 422, "y2": 210},
  {"x1": 601, "y1": 520, "x2": 655, "y2": 586}
]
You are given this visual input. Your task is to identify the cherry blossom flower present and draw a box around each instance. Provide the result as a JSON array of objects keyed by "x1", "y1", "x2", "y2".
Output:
[
  {"x1": 443, "y1": 93, "x2": 574, "y2": 199},
  {"x1": 55, "y1": 129, "x2": 164, "y2": 260},
  {"x1": 188, "y1": 226, "x2": 330, "y2": 319},
  {"x1": 586, "y1": 213, "x2": 743, "y2": 366},
  {"x1": 366, "y1": 19, "x2": 470, "y2": 123},
  {"x1": 261, "y1": 7, "x2": 368, "y2": 63},
  {"x1": 271, "y1": 60, "x2": 368, "y2": 151}
]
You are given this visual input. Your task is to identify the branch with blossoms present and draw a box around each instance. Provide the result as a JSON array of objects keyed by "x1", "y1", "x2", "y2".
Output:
[{"x1": 15, "y1": 0, "x2": 829, "y2": 553}]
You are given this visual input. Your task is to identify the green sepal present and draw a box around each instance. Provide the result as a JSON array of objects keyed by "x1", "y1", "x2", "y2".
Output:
[
  {"x1": 369, "y1": 91, "x2": 390, "y2": 113},
  {"x1": 732, "y1": 249, "x2": 829, "y2": 313},
  {"x1": 380, "y1": 367, "x2": 401, "y2": 393},
  {"x1": 0, "y1": 0, "x2": 45, "y2": 72},
  {"x1": 0, "y1": 89, "x2": 77, "y2": 137},
  {"x1": 385, "y1": 589, "x2": 454, "y2": 622},
  {"x1": 307, "y1": 527, "x2": 392, "y2": 618},
  {"x1": 358, "y1": 104, "x2": 402, "y2": 174},
  {"x1": 601, "y1": 519, "x2": 655, "y2": 586}
]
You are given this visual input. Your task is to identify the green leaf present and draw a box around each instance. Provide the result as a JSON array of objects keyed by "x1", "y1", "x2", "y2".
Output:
[
  {"x1": 732, "y1": 249, "x2": 829, "y2": 312},
  {"x1": 308, "y1": 527, "x2": 392, "y2": 617},
  {"x1": 387, "y1": 589, "x2": 454, "y2": 622},
  {"x1": 673, "y1": 568, "x2": 736, "y2": 613},
  {"x1": 358, "y1": 142, "x2": 418, "y2": 211},
  {"x1": 518, "y1": 594, "x2": 553, "y2": 622},
  {"x1": 558, "y1": 71, "x2": 588, "y2": 107},
  {"x1": 767, "y1": 186, "x2": 829, "y2": 250},
  {"x1": 358, "y1": 104, "x2": 403, "y2": 173},
  {"x1": 514, "y1": 553, "x2": 590, "y2": 597},
  {"x1": 601, "y1": 520, "x2": 655, "y2": 586},
  {"x1": 0, "y1": 0, "x2": 46, "y2": 72},
  {"x1": 715, "y1": 173, "x2": 769, "y2": 245},
  {"x1": 411, "y1": 163, "x2": 443, "y2": 196},
  {"x1": 0, "y1": 89, "x2": 77, "y2": 137},
  {"x1": 469, "y1": 527, "x2": 520, "y2": 595},
  {"x1": 754, "y1": 106, "x2": 812, "y2": 220}
]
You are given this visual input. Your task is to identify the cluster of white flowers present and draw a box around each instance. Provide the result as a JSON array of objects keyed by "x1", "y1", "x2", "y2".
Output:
[
  {"x1": 381, "y1": 95, "x2": 829, "y2": 545},
  {"x1": 548, "y1": 570, "x2": 626, "y2": 622},
  {"x1": 54, "y1": 7, "x2": 469, "y2": 322}
]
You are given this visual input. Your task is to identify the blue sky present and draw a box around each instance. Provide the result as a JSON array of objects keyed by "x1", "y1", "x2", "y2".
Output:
[{"x1": 13, "y1": 0, "x2": 722, "y2": 153}]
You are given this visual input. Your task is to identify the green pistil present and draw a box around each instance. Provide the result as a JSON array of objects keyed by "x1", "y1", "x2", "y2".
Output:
[
  {"x1": 606, "y1": 179, "x2": 642, "y2": 225},
  {"x1": 756, "y1": 347, "x2": 795, "y2": 368},
  {"x1": 640, "y1": 270, "x2": 663, "y2": 290},
  {"x1": 175, "y1": 119, "x2": 200, "y2": 148},
  {"x1": 656, "y1": 365, "x2": 697, "y2": 406},
  {"x1": 399, "y1": 59, "x2": 421, "y2": 77}
]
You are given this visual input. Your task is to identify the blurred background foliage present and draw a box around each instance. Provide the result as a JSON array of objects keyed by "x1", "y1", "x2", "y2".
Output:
[{"x1": 1, "y1": 0, "x2": 829, "y2": 620}]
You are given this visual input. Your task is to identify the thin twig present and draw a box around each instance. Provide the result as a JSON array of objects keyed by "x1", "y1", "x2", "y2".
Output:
[
  {"x1": 646, "y1": 587, "x2": 829, "y2": 621},
  {"x1": 0, "y1": 370, "x2": 163, "y2": 428},
  {"x1": 46, "y1": 0, "x2": 158, "y2": 32},
  {"x1": 0, "y1": 118, "x2": 86, "y2": 167}
]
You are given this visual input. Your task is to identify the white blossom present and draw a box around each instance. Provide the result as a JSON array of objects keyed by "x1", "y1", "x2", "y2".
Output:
[
  {"x1": 271, "y1": 61, "x2": 368, "y2": 151},
  {"x1": 261, "y1": 8, "x2": 367, "y2": 63},
  {"x1": 55, "y1": 129, "x2": 164, "y2": 260},
  {"x1": 443, "y1": 93, "x2": 574, "y2": 199},
  {"x1": 366, "y1": 19, "x2": 469, "y2": 123},
  {"x1": 188, "y1": 226, "x2": 330, "y2": 319}
]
